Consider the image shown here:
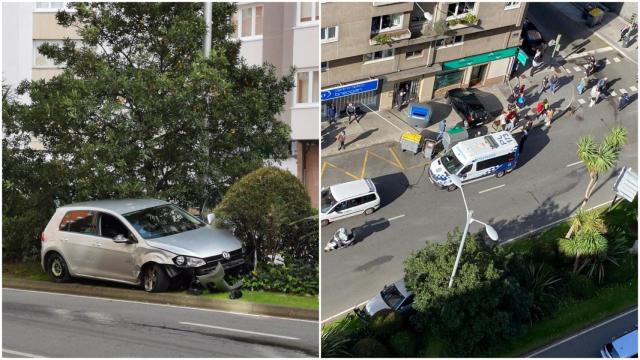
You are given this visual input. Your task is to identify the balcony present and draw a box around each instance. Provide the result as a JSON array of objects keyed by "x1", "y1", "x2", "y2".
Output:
[
  {"x1": 369, "y1": 29, "x2": 412, "y2": 45},
  {"x1": 408, "y1": 2, "x2": 439, "y2": 40}
]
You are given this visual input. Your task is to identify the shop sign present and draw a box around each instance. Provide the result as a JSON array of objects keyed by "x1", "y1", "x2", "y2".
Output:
[{"x1": 321, "y1": 79, "x2": 379, "y2": 101}]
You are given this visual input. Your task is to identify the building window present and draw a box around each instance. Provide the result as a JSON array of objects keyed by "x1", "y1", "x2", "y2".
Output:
[
  {"x1": 405, "y1": 49, "x2": 423, "y2": 59},
  {"x1": 371, "y1": 13, "x2": 403, "y2": 34},
  {"x1": 321, "y1": 26, "x2": 339, "y2": 43},
  {"x1": 446, "y1": 2, "x2": 476, "y2": 19},
  {"x1": 363, "y1": 48, "x2": 395, "y2": 63},
  {"x1": 296, "y1": 70, "x2": 319, "y2": 104},
  {"x1": 34, "y1": 2, "x2": 66, "y2": 11},
  {"x1": 434, "y1": 69, "x2": 464, "y2": 89},
  {"x1": 298, "y1": 2, "x2": 319, "y2": 25},
  {"x1": 435, "y1": 35, "x2": 464, "y2": 48},
  {"x1": 504, "y1": 1, "x2": 521, "y2": 10},
  {"x1": 321, "y1": 61, "x2": 329, "y2": 72},
  {"x1": 232, "y1": 5, "x2": 263, "y2": 39},
  {"x1": 33, "y1": 40, "x2": 64, "y2": 68}
]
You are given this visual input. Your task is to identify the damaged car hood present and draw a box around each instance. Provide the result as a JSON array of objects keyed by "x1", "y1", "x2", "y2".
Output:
[{"x1": 146, "y1": 226, "x2": 242, "y2": 258}]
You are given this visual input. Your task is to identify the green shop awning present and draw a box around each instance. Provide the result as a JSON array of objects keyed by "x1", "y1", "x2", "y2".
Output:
[{"x1": 442, "y1": 47, "x2": 519, "y2": 70}]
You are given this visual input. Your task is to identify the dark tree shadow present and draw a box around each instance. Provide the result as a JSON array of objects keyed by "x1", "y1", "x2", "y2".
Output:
[
  {"x1": 344, "y1": 128, "x2": 379, "y2": 148},
  {"x1": 351, "y1": 218, "x2": 391, "y2": 249}
]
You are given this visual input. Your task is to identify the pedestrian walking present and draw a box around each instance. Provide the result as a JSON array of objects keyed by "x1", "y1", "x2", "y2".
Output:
[
  {"x1": 531, "y1": 48, "x2": 543, "y2": 76},
  {"x1": 619, "y1": 25, "x2": 630, "y2": 42},
  {"x1": 518, "y1": 129, "x2": 529, "y2": 154},
  {"x1": 505, "y1": 117, "x2": 515, "y2": 132},
  {"x1": 336, "y1": 130, "x2": 346, "y2": 150},
  {"x1": 597, "y1": 77, "x2": 608, "y2": 92},
  {"x1": 589, "y1": 86, "x2": 600, "y2": 107},
  {"x1": 499, "y1": 111, "x2": 507, "y2": 131},
  {"x1": 550, "y1": 74, "x2": 559, "y2": 94},
  {"x1": 346, "y1": 103, "x2": 356, "y2": 123},
  {"x1": 540, "y1": 75, "x2": 549, "y2": 95},
  {"x1": 523, "y1": 116, "x2": 534, "y2": 131},
  {"x1": 544, "y1": 107, "x2": 555, "y2": 128},
  {"x1": 535, "y1": 100, "x2": 545, "y2": 120},
  {"x1": 519, "y1": 83, "x2": 526, "y2": 96},
  {"x1": 437, "y1": 119, "x2": 446, "y2": 141},
  {"x1": 327, "y1": 102, "x2": 337, "y2": 124},
  {"x1": 577, "y1": 76, "x2": 587, "y2": 95},
  {"x1": 516, "y1": 93, "x2": 526, "y2": 109},
  {"x1": 618, "y1": 93, "x2": 630, "y2": 111}
]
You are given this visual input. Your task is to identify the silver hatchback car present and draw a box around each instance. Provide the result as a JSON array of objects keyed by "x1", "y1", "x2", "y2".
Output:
[{"x1": 40, "y1": 199, "x2": 246, "y2": 292}]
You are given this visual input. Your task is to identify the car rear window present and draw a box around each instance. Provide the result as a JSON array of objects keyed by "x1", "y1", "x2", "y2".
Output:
[{"x1": 59, "y1": 210, "x2": 97, "y2": 235}]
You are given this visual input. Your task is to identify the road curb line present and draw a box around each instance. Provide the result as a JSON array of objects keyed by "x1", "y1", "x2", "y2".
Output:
[{"x1": 3, "y1": 279, "x2": 318, "y2": 321}]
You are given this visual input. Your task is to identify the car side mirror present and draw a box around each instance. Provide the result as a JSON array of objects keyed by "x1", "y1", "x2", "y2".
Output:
[{"x1": 113, "y1": 234, "x2": 130, "y2": 243}]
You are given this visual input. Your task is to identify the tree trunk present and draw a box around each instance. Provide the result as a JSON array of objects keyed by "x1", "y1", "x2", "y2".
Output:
[
  {"x1": 567, "y1": 172, "x2": 598, "y2": 239},
  {"x1": 573, "y1": 254, "x2": 580, "y2": 273}
]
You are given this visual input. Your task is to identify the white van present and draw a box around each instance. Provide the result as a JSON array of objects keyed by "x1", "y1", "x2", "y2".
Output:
[
  {"x1": 320, "y1": 179, "x2": 380, "y2": 226},
  {"x1": 429, "y1": 131, "x2": 518, "y2": 191}
]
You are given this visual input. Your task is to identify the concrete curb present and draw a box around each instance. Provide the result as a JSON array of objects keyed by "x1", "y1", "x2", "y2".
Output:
[{"x1": 2, "y1": 278, "x2": 318, "y2": 321}]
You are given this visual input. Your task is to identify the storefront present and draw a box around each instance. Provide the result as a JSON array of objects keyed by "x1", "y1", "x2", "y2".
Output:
[{"x1": 320, "y1": 79, "x2": 382, "y2": 121}]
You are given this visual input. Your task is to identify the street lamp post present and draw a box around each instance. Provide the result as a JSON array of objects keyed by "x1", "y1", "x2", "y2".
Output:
[{"x1": 447, "y1": 174, "x2": 499, "y2": 289}]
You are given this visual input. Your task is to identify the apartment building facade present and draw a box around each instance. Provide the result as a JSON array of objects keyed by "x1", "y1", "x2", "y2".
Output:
[
  {"x1": 234, "y1": 2, "x2": 320, "y2": 207},
  {"x1": 321, "y1": 2, "x2": 528, "y2": 116}
]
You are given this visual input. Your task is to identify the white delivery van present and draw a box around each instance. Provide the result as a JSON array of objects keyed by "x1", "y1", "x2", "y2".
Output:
[
  {"x1": 320, "y1": 179, "x2": 380, "y2": 226},
  {"x1": 429, "y1": 131, "x2": 518, "y2": 191}
]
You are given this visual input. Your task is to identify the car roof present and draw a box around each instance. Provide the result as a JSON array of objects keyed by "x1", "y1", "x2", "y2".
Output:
[
  {"x1": 329, "y1": 179, "x2": 375, "y2": 201},
  {"x1": 611, "y1": 329, "x2": 638, "y2": 357},
  {"x1": 453, "y1": 131, "x2": 517, "y2": 164},
  {"x1": 394, "y1": 279, "x2": 412, "y2": 297},
  {"x1": 59, "y1": 199, "x2": 170, "y2": 215}
]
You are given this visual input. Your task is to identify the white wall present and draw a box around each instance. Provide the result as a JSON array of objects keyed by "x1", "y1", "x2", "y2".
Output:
[
  {"x1": 239, "y1": 38, "x2": 263, "y2": 66},
  {"x1": 2, "y1": 2, "x2": 33, "y2": 103}
]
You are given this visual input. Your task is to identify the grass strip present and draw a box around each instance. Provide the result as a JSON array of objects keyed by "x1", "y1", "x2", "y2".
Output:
[{"x1": 200, "y1": 290, "x2": 318, "y2": 310}]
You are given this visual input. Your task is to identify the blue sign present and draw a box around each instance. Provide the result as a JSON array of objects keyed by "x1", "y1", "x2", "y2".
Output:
[{"x1": 321, "y1": 79, "x2": 379, "y2": 101}]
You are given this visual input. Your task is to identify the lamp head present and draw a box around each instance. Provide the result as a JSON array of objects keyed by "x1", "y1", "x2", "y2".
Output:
[{"x1": 485, "y1": 224, "x2": 499, "y2": 241}]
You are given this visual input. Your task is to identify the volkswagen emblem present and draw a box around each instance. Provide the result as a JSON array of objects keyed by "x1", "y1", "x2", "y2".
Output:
[{"x1": 222, "y1": 251, "x2": 231, "y2": 260}]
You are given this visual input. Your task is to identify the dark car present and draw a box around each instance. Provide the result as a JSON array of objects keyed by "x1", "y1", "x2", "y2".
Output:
[
  {"x1": 445, "y1": 88, "x2": 490, "y2": 128},
  {"x1": 521, "y1": 18, "x2": 545, "y2": 56}
]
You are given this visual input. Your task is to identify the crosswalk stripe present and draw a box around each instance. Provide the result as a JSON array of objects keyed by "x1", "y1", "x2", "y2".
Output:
[
  {"x1": 577, "y1": 98, "x2": 586, "y2": 104},
  {"x1": 619, "y1": 88, "x2": 627, "y2": 94},
  {"x1": 630, "y1": 86, "x2": 637, "y2": 92},
  {"x1": 613, "y1": 57, "x2": 621, "y2": 62},
  {"x1": 606, "y1": 59, "x2": 612, "y2": 64},
  {"x1": 610, "y1": 90, "x2": 617, "y2": 97},
  {"x1": 573, "y1": 66, "x2": 582, "y2": 72},
  {"x1": 565, "y1": 68, "x2": 572, "y2": 73}
]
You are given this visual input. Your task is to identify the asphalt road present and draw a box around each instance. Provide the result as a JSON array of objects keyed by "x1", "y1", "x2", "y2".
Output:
[
  {"x1": 529, "y1": 308, "x2": 638, "y2": 358},
  {"x1": 2, "y1": 288, "x2": 318, "y2": 357},
  {"x1": 321, "y1": 3, "x2": 638, "y2": 321}
]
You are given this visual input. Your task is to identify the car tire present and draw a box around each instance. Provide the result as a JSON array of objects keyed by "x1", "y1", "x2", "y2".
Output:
[
  {"x1": 321, "y1": 219, "x2": 329, "y2": 226},
  {"x1": 143, "y1": 264, "x2": 169, "y2": 293},
  {"x1": 46, "y1": 252, "x2": 72, "y2": 283},
  {"x1": 496, "y1": 171, "x2": 506, "y2": 178},
  {"x1": 447, "y1": 184, "x2": 458, "y2": 192},
  {"x1": 364, "y1": 208, "x2": 375, "y2": 215}
]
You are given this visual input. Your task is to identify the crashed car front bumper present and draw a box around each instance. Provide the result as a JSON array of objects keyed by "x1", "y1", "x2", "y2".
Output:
[{"x1": 196, "y1": 262, "x2": 243, "y2": 292}]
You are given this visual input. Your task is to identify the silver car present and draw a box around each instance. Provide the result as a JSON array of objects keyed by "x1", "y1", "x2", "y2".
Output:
[
  {"x1": 40, "y1": 199, "x2": 246, "y2": 292},
  {"x1": 363, "y1": 279, "x2": 414, "y2": 316}
]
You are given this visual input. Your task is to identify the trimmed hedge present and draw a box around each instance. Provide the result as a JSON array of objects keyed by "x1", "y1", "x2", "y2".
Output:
[{"x1": 240, "y1": 259, "x2": 318, "y2": 296}]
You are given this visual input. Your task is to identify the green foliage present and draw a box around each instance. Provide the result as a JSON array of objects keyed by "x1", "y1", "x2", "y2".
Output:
[
  {"x1": 321, "y1": 316, "x2": 358, "y2": 358},
  {"x1": 351, "y1": 338, "x2": 390, "y2": 358},
  {"x1": 404, "y1": 229, "x2": 533, "y2": 356},
  {"x1": 372, "y1": 33, "x2": 393, "y2": 46},
  {"x1": 3, "y1": 3, "x2": 294, "y2": 260},
  {"x1": 388, "y1": 330, "x2": 417, "y2": 357},
  {"x1": 463, "y1": 13, "x2": 478, "y2": 24},
  {"x1": 567, "y1": 274, "x2": 596, "y2": 299},
  {"x1": 447, "y1": 18, "x2": 460, "y2": 27},
  {"x1": 585, "y1": 228, "x2": 629, "y2": 284},
  {"x1": 433, "y1": 20, "x2": 449, "y2": 35},
  {"x1": 369, "y1": 309, "x2": 406, "y2": 337},
  {"x1": 512, "y1": 258, "x2": 562, "y2": 321},
  {"x1": 214, "y1": 167, "x2": 316, "y2": 266},
  {"x1": 240, "y1": 259, "x2": 318, "y2": 296}
]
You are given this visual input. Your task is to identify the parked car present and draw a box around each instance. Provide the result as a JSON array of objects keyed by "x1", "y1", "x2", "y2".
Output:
[
  {"x1": 521, "y1": 18, "x2": 546, "y2": 56},
  {"x1": 40, "y1": 199, "x2": 246, "y2": 292},
  {"x1": 320, "y1": 179, "x2": 380, "y2": 226},
  {"x1": 361, "y1": 279, "x2": 414, "y2": 317},
  {"x1": 601, "y1": 327, "x2": 638, "y2": 358},
  {"x1": 445, "y1": 88, "x2": 490, "y2": 128}
]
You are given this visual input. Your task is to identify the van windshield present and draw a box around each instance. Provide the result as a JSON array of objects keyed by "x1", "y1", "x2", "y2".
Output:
[
  {"x1": 441, "y1": 149, "x2": 464, "y2": 174},
  {"x1": 123, "y1": 205, "x2": 205, "y2": 239},
  {"x1": 321, "y1": 189, "x2": 337, "y2": 213},
  {"x1": 381, "y1": 284, "x2": 405, "y2": 309}
]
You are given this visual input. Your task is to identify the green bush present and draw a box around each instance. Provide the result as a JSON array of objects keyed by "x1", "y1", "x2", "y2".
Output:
[
  {"x1": 240, "y1": 259, "x2": 318, "y2": 295},
  {"x1": 351, "y1": 338, "x2": 390, "y2": 358},
  {"x1": 369, "y1": 309, "x2": 406, "y2": 337},
  {"x1": 531, "y1": 239, "x2": 563, "y2": 269},
  {"x1": 388, "y1": 330, "x2": 417, "y2": 357},
  {"x1": 568, "y1": 274, "x2": 596, "y2": 299}
]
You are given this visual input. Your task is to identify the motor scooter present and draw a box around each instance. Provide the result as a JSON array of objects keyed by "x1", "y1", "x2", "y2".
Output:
[{"x1": 324, "y1": 227, "x2": 358, "y2": 252}]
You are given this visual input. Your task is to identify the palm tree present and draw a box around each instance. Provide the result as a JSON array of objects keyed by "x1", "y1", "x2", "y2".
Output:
[
  {"x1": 565, "y1": 127, "x2": 627, "y2": 239},
  {"x1": 559, "y1": 208, "x2": 608, "y2": 273}
]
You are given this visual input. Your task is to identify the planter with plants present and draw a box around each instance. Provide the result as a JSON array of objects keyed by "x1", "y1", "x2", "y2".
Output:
[{"x1": 369, "y1": 29, "x2": 411, "y2": 45}]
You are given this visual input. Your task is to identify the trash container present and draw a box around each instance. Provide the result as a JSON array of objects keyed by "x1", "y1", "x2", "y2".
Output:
[
  {"x1": 400, "y1": 132, "x2": 422, "y2": 154},
  {"x1": 587, "y1": 7, "x2": 604, "y2": 27},
  {"x1": 443, "y1": 125, "x2": 468, "y2": 151},
  {"x1": 406, "y1": 103, "x2": 432, "y2": 129},
  {"x1": 423, "y1": 139, "x2": 437, "y2": 160}
]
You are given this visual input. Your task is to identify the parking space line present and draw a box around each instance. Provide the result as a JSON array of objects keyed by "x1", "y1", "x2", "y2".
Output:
[
  {"x1": 566, "y1": 160, "x2": 583, "y2": 167},
  {"x1": 407, "y1": 162, "x2": 430, "y2": 170},
  {"x1": 610, "y1": 90, "x2": 617, "y2": 97},
  {"x1": 619, "y1": 88, "x2": 627, "y2": 94},
  {"x1": 387, "y1": 214, "x2": 405, "y2": 221},
  {"x1": 478, "y1": 184, "x2": 505, "y2": 194},
  {"x1": 630, "y1": 86, "x2": 637, "y2": 92},
  {"x1": 388, "y1": 147, "x2": 406, "y2": 170},
  {"x1": 325, "y1": 162, "x2": 360, "y2": 180},
  {"x1": 180, "y1": 322, "x2": 300, "y2": 340},
  {"x1": 321, "y1": 160, "x2": 328, "y2": 178},
  {"x1": 360, "y1": 151, "x2": 369, "y2": 179},
  {"x1": 367, "y1": 150, "x2": 404, "y2": 170}
]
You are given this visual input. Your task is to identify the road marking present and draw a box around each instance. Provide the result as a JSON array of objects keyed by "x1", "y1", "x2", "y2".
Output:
[
  {"x1": 619, "y1": 88, "x2": 627, "y2": 94},
  {"x1": 573, "y1": 66, "x2": 582, "y2": 72},
  {"x1": 566, "y1": 160, "x2": 583, "y2": 167},
  {"x1": 367, "y1": 150, "x2": 404, "y2": 170},
  {"x1": 360, "y1": 151, "x2": 369, "y2": 179},
  {"x1": 3, "y1": 288, "x2": 318, "y2": 324},
  {"x1": 577, "y1": 98, "x2": 586, "y2": 105},
  {"x1": 565, "y1": 68, "x2": 571, "y2": 74},
  {"x1": 610, "y1": 90, "x2": 617, "y2": 97},
  {"x1": 605, "y1": 59, "x2": 612, "y2": 65},
  {"x1": 613, "y1": 57, "x2": 621, "y2": 62},
  {"x1": 360, "y1": 103, "x2": 404, "y2": 132},
  {"x1": 566, "y1": 46, "x2": 613, "y2": 60},
  {"x1": 321, "y1": 160, "x2": 327, "y2": 178},
  {"x1": 478, "y1": 184, "x2": 505, "y2": 194},
  {"x1": 325, "y1": 162, "x2": 360, "y2": 180},
  {"x1": 527, "y1": 307, "x2": 638, "y2": 358},
  {"x1": 388, "y1": 147, "x2": 406, "y2": 170},
  {"x1": 2, "y1": 349, "x2": 44, "y2": 358},
  {"x1": 406, "y1": 162, "x2": 430, "y2": 170},
  {"x1": 630, "y1": 86, "x2": 637, "y2": 92},
  {"x1": 387, "y1": 214, "x2": 405, "y2": 221},
  {"x1": 180, "y1": 321, "x2": 300, "y2": 340},
  {"x1": 322, "y1": 300, "x2": 369, "y2": 323}
]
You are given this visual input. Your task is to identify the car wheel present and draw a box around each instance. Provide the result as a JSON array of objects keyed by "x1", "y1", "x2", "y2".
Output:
[
  {"x1": 46, "y1": 253, "x2": 72, "y2": 283},
  {"x1": 321, "y1": 219, "x2": 329, "y2": 226},
  {"x1": 447, "y1": 184, "x2": 458, "y2": 192},
  {"x1": 143, "y1": 264, "x2": 169, "y2": 293},
  {"x1": 496, "y1": 171, "x2": 506, "y2": 178},
  {"x1": 364, "y1": 208, "x2": 375, "y2": 215}
]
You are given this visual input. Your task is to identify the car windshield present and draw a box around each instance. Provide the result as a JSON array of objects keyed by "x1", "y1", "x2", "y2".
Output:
[
  {"x1": 441, "y1": 150, "x2": 463, "y2": 174},
  {"x1": 605, "y1": 343, "x2": 619, "y2": 357},
  {"x1": 321, "y1": 189, "x2": 337, "y2": 213},
  {"x1": 123, "y1": 205, "x2": 205, "y2": 239},
  {"x1": 381, "y1": 284, "x2": 405, "y2": 309}
]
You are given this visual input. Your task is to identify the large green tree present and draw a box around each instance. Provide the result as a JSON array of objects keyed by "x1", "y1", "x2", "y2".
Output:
[{"x1": 3, "y1": 3, "x2": 294, "y2": 259}]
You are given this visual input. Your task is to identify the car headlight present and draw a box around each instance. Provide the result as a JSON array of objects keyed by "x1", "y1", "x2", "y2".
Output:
[{"x1": 173, "y1": 256, "x2": 206, "y2": 268}]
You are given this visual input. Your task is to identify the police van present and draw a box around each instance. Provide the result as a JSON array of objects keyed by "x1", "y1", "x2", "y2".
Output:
[{"x1": 429, "y1": 131, "x2": 518, "y2": 191}]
